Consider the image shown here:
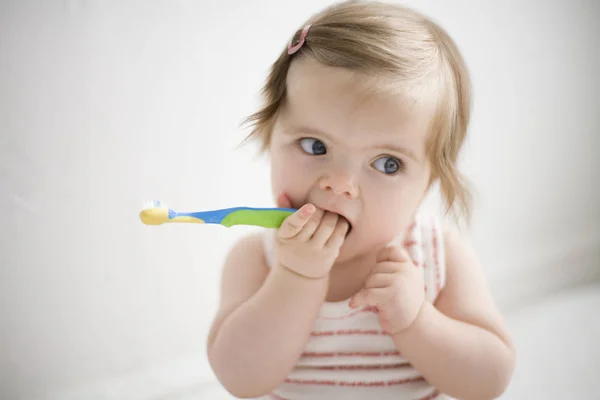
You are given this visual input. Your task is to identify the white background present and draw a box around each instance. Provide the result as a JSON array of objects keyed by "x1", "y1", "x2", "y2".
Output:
[{"x1": 1, "y1": 0, "x2": 599, "y2": 399}]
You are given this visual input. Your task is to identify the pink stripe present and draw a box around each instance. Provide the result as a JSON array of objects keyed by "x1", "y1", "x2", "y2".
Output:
[
  {"x1": 311, "y1": 329, "x2": 390, "y2": 337},
  {"x1": 269, "y1": 393, "x2": 288, "y2": 400},
  {"x1": 284, "y1": 376, "x2": 425, "y2": 387},
  {"x1": 301, "y1": 350, "x2": 401, "y2": 358},
  {"x1": 404, "y1": 239, "x2": 419, "y2": 247},
  {"x1": 297, "y1": 363, "x2": 410, "y2": 370}
]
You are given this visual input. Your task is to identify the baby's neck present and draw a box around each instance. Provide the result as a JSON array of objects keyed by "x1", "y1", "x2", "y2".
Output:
[{"x1": 325, "y1": 252, "x2": 376, "y2": 303}]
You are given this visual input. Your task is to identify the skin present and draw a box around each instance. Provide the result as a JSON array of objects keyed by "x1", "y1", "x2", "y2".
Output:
[{"x1": 207, "y1": 57, "x2": 516, "y2": 399}]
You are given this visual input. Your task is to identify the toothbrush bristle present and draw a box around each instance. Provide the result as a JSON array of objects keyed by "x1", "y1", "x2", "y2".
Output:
[{"x1": 142, "y1": 200, "x2": 167, "y2": 210}]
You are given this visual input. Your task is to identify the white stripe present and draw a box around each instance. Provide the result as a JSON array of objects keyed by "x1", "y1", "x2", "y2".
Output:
[{"x1": 288, "y1": 364, "x2": 420, "y2": 381}]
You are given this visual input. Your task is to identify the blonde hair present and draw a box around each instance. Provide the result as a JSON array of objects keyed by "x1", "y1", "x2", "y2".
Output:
[{"x1": 242, "y1": 0, "x2": 473, "y2": 222}]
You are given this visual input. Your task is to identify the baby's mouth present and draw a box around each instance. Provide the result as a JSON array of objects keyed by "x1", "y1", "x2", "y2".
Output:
[{"x1": 293, "y1": 200, "x2": 352, "y2": 237}]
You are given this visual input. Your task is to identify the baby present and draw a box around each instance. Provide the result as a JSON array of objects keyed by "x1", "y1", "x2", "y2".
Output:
[{"x1": 207, "y1": 1, "x2": 515, "y2": 399}]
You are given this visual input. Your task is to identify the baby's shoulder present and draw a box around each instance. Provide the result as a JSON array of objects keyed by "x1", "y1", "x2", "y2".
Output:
[
  {"x1": 404, "y1": 210, "x2": 446, "y2": 256},
  {"x1": 410, "y1": 209, "x2": 445, "y2": 233},
  {"x1": 219, "y1": 232, "x2": 271, "y2": 296},
  {"x1": 223, "y1": 231, "x2": 270, "y2": 271}
]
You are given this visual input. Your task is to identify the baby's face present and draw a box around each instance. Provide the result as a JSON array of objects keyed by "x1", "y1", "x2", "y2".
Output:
[{"x1": 269, "y1": 58, "x2": 434, "y2": 262}]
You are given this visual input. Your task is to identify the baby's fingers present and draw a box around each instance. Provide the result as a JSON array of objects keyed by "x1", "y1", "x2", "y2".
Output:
[
  {"x1": 376, "y1": 244, "x2": 410, "y2": 263},
  {"x1": 324, "y1": 217, "x2": 350, "y2": 249},
  {"x1": 278, "y1": 204, "x2": 316, "y2": 239},
  {"x1": 349, "y1": 287, "x2": 388, "y2": 309}
]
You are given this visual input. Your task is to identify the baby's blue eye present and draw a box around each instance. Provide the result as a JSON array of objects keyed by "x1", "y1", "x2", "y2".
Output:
[
  {"x1": 373, "y1": 156, "x2": 402, "y2": 174},
  {"x1": 300, "y1": 138, "x2": 327, "y2": 155}
]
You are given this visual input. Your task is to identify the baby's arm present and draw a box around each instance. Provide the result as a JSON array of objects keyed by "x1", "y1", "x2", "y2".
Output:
[
  {"x1": 391, "y1": 226, "x2": 516, "y2": 400},
  {"x1": 207, "y1": 232, "x2": 329, "y2": 398}
]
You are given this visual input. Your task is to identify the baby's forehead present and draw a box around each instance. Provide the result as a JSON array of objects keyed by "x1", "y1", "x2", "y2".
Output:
[{"x1": 284, "y1": 58, "x2": 436, "y2": 143}]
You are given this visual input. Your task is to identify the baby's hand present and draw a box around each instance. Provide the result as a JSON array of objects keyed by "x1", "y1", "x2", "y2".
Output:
[
  {"x1": 349, "y1": 244, "x2": 425, "y2": 334},
  {"x1": 274, "y1": 194, "x2": 349, "y2": 279}
]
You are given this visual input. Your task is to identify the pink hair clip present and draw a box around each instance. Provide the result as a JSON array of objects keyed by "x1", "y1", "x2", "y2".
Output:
[{"x1": 287, "y1": 24, "x2": 311, "y2": 55}]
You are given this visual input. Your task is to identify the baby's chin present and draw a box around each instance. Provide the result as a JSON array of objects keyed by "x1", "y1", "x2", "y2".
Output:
[
  {"x1": 335, "y1": 232, "x2": 380, "y2": 264},
  {"x1": 343, "y1": 228, "x2": 401, "y2": 252}
]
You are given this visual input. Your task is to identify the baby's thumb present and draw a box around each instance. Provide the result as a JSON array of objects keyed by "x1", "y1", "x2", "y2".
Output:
[
  {"x1": 376, "y1": 242, "x2": 410, "y2": 263},
  {"x1": 278, "y1": 204, "x2": 314, "y2": 239}
]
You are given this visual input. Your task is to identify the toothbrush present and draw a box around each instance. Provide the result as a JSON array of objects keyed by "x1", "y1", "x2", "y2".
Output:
[{"x1": 139, "y1": 200, "x2": 297, "y2": 229}]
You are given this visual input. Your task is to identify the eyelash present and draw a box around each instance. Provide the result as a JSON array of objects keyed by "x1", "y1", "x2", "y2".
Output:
[{"x1": 297, "y1": 137, "x2": 405, "y2": 175}]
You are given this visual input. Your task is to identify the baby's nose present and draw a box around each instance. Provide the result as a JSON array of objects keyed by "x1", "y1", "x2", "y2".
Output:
[{"x1": 319, "y1": 172, "x2": 359, "y2": 198}]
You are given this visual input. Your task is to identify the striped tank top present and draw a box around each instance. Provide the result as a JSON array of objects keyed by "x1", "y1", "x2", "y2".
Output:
[{"x1": 259, "y1": 211, "x2": 449, "y2": 400}]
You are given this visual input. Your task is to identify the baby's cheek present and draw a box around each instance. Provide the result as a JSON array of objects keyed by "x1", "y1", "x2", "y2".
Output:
[{"x1": 364, "y1": 209, "x2": 402, "y2": 242}]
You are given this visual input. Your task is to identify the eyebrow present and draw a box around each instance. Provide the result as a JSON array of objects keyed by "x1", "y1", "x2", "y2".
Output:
[{"x1": 286, "y1": 125, "x2": 419, "y2": 162}]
